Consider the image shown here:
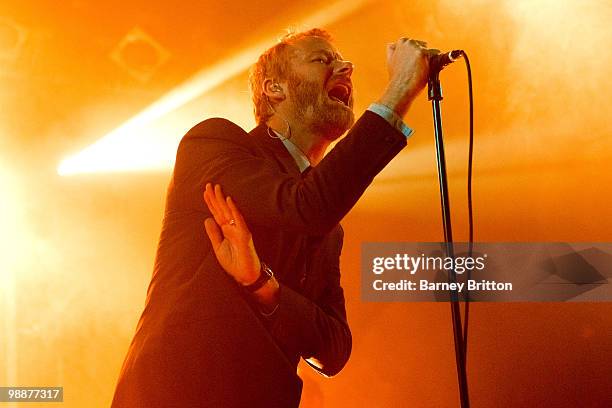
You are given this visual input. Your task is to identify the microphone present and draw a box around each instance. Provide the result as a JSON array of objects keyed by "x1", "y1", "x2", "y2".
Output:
[{"x1": 430, "y1": 50, "x2": 464, "y2": 73}]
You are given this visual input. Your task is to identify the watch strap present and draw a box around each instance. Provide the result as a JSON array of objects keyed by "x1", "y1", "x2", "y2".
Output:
[{"x1": 243, "y1": 262, "x2": 273, "y2": 292}]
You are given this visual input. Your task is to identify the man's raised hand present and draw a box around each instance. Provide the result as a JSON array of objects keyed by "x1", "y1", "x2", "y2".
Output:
[
  {"x1": 378, "y1": 37, "x2": 437, "y2": 117},
  {"x1": 203, "y1": 183, "x2": 261, "y2": 286}
]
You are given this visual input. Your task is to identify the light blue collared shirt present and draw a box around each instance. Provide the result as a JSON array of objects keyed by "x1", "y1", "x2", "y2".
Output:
[
  {"x1": 280, "y1": 137, "x2": 311, "y2": 173},
  {"x1": 367, "y1": 103, "x2": 414, "y2": 138}
]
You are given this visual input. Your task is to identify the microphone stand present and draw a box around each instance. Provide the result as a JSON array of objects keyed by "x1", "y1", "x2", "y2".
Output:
[{"x1": 428, "y1": 69, "x2": 470, "y2": 408}]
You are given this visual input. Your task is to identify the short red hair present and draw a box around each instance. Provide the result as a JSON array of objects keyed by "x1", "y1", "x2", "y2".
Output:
[{"x1": 249, "y1": 28, "x2": 333, "y2": 125}]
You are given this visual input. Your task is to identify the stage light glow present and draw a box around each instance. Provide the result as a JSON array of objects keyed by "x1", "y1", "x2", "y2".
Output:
[
  {"x1": 57, "y1": 0, "x2": 373, "y2": 176},
  {"x1": 1, "y1": 155, "x2": 62, "y2": 386},
  {"x1": 0, "y1": 163, "x2": 22, "y2": 386}
]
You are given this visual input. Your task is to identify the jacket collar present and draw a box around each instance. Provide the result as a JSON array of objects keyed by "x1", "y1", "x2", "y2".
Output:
[{"x1": 249, "y1": 123, "x2": 303, "y2": 177}]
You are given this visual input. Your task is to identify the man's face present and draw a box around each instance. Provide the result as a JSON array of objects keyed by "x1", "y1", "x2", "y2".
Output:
[{"x1": 284, "y1": 36, "x2": 355, "y2": 141}]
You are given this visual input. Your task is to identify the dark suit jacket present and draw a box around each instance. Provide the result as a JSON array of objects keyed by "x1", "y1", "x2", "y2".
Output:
[{"x1": 111, "y1": 111, "x2": 407, "y2": 407}]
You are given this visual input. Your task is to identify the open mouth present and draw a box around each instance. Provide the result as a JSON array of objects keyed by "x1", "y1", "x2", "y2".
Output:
[{"x1": 327, "y1": 83, "x2": 352, "y2": 107}]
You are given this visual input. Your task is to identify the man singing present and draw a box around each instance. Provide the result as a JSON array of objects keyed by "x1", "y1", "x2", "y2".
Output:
[{"x1": 112, "y1": 28, "x2": 431, "y2": 407}]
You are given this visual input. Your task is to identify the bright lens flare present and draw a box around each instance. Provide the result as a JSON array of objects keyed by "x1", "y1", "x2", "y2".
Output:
[{"x1": 57, "y1": 0, "x2": 373, "y2": 176}]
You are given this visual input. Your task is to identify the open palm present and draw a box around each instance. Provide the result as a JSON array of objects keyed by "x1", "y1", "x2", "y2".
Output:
[{"x1": 203, "y1": 183, "x2": 261, "y2": 286}]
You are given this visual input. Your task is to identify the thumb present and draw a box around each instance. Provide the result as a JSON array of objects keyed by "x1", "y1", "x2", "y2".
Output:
[{"x1": 204, "y1": 217, "x2": 223, "y2": 249}]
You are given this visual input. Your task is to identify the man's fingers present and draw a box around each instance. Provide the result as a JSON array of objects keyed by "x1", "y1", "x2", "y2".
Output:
[
  {"x1": 204, "y1": 183, "x2": 224, "y2": 226},
  {"x1": 412, "y1": 39, "x2": 428, "y2": 48},
  {"x1": 214, "y1": 184, "x2": 233, "y2": 222},
  {"x1": 204, "y1": 183, "x2": 215, "y2": 212},
  {"x1": 226, "y1": 196, "x2": 248, "y2": 231},
  {"x1": 396, "y1": 37, "x2": 427, "y2": 47},
  {"x1": 205, "y1": 183, "x2": 234, "y2": 226},
  {"x1": 204, "y1": 218, "x2": 223, "y2": 249},
  {"x1": 389, "y1": 38, "x2": 431, "y2": 61}
]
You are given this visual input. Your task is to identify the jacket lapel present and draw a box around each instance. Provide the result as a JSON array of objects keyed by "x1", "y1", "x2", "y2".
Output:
[{"x1": 249, "y1": 124, "x2": 302, "y2": 177}]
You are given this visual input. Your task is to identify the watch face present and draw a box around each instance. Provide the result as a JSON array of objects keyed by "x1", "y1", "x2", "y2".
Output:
[{"x1": 263, "y1": 264, "x2": 273, "y2": 278}]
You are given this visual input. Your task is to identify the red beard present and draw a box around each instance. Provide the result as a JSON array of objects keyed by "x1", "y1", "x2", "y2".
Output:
[{"x1": 286, "y1": 73, "x2": 355, "y2": 141}]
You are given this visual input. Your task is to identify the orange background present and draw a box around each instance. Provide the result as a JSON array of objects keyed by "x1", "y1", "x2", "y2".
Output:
[{"x1": 1, "y1": 0, "x2": 610, "y2": 406}]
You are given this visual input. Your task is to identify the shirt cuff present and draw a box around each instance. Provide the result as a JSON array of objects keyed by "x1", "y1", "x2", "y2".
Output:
[{"x1": 367, "y1": 103, "x2": 414, "y2": 138}]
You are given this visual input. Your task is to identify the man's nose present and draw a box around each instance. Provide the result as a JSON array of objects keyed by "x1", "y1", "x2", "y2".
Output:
[{"x1": 334, "y1": 60, "x2": 354, "y2": 77}]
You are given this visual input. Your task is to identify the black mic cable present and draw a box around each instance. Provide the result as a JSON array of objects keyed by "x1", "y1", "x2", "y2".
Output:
[
  {"x1": 462, "y1": 51, "x2": 474, "y2": 363},
  {"x1": 429, "y1": 48, "x2": 475, "y2": 367}
]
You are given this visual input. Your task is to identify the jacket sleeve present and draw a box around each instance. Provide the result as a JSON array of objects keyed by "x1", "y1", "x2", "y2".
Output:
[
  {"x1": 172, "y1": 111, "x2": 407, "y2": 235},
  {"x1": 266, "y1": 227, "x2": 350, "y2": 377}
]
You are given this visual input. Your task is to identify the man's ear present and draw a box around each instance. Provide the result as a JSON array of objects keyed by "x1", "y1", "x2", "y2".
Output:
[{"x1": 263, "y1": 78, "x2": 286, "y2": 104}]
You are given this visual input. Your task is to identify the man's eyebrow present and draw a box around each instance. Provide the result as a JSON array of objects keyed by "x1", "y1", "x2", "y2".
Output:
[{"x1": 309, "y1": 49, "x2": 343, "y2": 60}]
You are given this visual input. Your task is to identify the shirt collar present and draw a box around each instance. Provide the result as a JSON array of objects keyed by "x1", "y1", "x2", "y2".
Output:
[{"x1": 272, "y1": 129, "x2": 311, "y2": 173}]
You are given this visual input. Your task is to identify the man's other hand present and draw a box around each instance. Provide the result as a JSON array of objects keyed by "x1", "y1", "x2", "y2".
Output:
[{"x1": 377, "y1": 37, "x2": 437, "y2": 118}]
